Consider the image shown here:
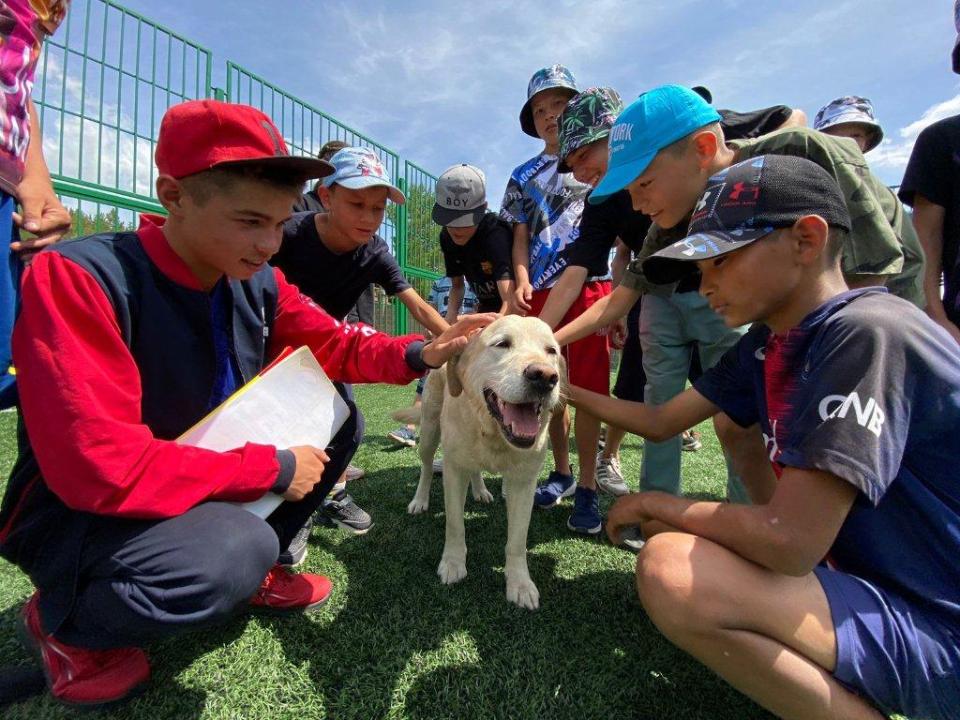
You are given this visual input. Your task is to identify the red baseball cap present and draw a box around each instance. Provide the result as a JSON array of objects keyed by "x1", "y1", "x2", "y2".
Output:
[{"x1": 155, "y1": 99, "x2": 334, "y2": 180}]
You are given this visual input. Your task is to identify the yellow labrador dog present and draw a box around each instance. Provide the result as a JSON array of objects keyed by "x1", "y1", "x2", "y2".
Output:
[{"x1": 394, "y1": 315, "x2": 564, "y2": 610}]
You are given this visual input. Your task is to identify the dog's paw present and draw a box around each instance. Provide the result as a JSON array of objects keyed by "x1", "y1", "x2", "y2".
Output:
[
  {"x1": 472, "y1": 485, "x2": 495, "y2": 504},
  {"x1": 506, "y1": 575, "x2": 540, "y2": 610},
  {"x1": 437, "y1": 556, "x2": 467, "y2": 585},
  {"x1": 407, "y1": 496, "x2": 429, "y2": 514}
]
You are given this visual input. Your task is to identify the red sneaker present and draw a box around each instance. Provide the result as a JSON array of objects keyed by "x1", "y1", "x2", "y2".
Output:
[
  {"x1": 250, "y1": 564, "x2": 332, "y2": 613},
  {"x1": 18, "y1": 593, "x2": 150, "y2": 709}
]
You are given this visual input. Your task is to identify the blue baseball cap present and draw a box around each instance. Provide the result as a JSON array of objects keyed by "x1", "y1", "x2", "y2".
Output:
[
  {"x1": 589, "y1": 85, "x2": 721, "y2": 205},
  {"x1": 322, "y1": 147, "x2": 406, "y2": 204}
]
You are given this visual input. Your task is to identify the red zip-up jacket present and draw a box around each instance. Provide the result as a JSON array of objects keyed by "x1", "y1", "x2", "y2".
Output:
[{"x1": 10, "y1": 214, "x2": 425, "y2": 519}]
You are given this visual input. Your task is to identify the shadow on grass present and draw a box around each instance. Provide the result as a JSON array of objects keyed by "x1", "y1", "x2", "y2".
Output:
[
  {"x1": 0, "y1": 600, "x2": 244, "y2": 719},
  {"x1": 0, "y1": 462, "x2": 765, "y2": 720},
  {"x1": 259, "y1": 466, "x2": 774, "y2": 720}
]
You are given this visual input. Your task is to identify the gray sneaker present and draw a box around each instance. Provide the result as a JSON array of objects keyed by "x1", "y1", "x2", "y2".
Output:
[
  {"x1": 388, "y1": 426, "x2": 417, "y2": 447},
  {"x1": 595, "y1": 452, "x2": 629, "y2": 496},
  {"x1": 318, "y1": 491, "x2": 373, "y2": 535},
  {"x1": 278, "y1": 516, "x2": 313, "y2": 567}
]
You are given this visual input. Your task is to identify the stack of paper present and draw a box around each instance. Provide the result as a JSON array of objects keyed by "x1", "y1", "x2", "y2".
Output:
[{"x1": 178, "y1": 346, "x2": 350, "y2": 518}]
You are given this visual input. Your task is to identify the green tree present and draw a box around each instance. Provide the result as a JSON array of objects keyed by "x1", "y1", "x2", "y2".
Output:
[
  {"x1": 69, "y1": 206, "x2": 138, "y2": 238},
  {"x1": 387, "y1": 182, "x2": 443, "y2": 276}
]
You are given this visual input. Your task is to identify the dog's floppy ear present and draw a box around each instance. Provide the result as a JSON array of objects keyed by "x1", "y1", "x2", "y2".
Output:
[{"x1": 446, "y1": 353, "x2": 464, "y2": 397}]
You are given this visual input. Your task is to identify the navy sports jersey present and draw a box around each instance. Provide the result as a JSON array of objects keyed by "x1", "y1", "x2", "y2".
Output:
[{"x1": 696, "y1": 288, "x2": 960, "y2": 628}]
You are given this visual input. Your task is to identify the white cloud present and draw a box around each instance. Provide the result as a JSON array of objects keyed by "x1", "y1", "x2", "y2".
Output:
[
  {"x1": 37, "y1": 50, "x2": 152, "y2": 198},
  {"x1": 870, "y1": 92, "x2": 960, "y2": 177},
  {"x1": 38, "y1": 0, "x2": 959, "y2": 208},
  {"x1": 900, "y1": 94, "x2": 960, "y2": 138}
]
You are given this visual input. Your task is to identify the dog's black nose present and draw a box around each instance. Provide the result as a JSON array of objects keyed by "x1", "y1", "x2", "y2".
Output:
[{"x1": 524, "y1": 363, "x2": 559, "y2": 392}]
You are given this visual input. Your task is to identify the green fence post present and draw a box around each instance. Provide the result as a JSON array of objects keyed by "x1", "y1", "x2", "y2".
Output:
[
  {"x1": 395, "y1": 176, "x2": 409, "y2": 335},
  {"x1": 212, "y1": 86, "x2": 226, "y2": 101}
]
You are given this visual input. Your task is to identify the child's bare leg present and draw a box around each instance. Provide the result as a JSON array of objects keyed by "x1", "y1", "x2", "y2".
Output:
[
  {"x1": 601, "y1": 424, "x2": 627, "y2": 460},
  {"x1": 574, "y1": 409, "x2": 600, "y2": 490},
  {"x1": 636, "y1": 533, "x2": 884, "y2": 720},
  {"x1": 549, "y1": 405, "x2": 572, "y2": 476}
]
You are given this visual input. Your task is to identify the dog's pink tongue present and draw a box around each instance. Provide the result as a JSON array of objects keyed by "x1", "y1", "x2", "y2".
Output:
[{"x1": 502, "y1": 402, "x2": 540, "y2": 438}]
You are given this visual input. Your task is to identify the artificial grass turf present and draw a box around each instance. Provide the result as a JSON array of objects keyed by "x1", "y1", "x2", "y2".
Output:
[{"x1": 0, "y1": 383, "x2": 780, "y2": 719}]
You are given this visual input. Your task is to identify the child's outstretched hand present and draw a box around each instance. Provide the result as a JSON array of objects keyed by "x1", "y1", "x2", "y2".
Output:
[
  {"x1": 513, "y1": 281, "x2": 533, "y2": 315},
  {"x1": 421, "y1": 313, "x2": 498, "y2": 367}
]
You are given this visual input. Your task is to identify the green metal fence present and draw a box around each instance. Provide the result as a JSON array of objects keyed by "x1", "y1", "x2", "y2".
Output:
[
  {"x1": 399, "y1": 161, "x2": 443, "y2": 336},
  {"x1": 36, "y1": 0, "x2": 211, "y2": 225},
  {"x1": 32, "y1": 0, "x2": 442, "y2": 334}
]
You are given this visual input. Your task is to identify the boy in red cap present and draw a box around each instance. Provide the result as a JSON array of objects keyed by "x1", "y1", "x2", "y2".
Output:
[{"x1": 0, "y1": 99, "x2": 492, "y2": 709}]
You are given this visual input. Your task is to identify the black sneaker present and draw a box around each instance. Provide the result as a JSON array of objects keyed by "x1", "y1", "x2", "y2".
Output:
[
  {"x1": 278, "y1": 516, "x2": 313, "y2": 567},
  {"x1": 317, "y1": 490, "x2": 373, "y2": 535}
]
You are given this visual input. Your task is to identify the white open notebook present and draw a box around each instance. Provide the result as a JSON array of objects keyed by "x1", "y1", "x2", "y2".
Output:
[{"x1": 177, "y1": 346, "x2": 350, "y2": 518}]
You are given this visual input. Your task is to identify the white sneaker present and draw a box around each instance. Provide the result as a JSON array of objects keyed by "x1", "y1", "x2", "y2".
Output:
[
  {"x1": 595, "y1": 452, "x2": 629, "y2": 496},
  {"x1": 618, "y1": 525, "x2": 646, "y2": 552}
]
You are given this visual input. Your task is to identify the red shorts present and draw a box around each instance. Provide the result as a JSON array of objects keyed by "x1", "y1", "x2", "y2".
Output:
[{"x1": 530, "y1": 280, "x2": 611, "y2": 395}]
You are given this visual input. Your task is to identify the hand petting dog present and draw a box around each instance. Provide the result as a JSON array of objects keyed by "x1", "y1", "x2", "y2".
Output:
[{"x1": 421, "y1": 312, "x2": 499, "y2": 368}]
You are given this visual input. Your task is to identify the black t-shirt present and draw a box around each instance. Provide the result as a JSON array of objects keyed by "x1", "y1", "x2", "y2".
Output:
[
  {"x1": 899, "y1": 114, "x2": 960, "y2": 325},
  {"x1": 345, "y1": 285, "x2": 376, "y2": 325},
  {"x1": 273, "y1": 211, "x2": 410, "y2": 320},
  {"x1": 567, "y1": 189, "x2": 651, "y2": 274},
  {"x1": 719, "y1": 105, "x2": 792, "y2": 141},
  {"x1": 292, "y1": 187, "x2": 324, "y2": 214},
  {"x1": 440, "y1": 212, "x2": 513, "y2": 310}
]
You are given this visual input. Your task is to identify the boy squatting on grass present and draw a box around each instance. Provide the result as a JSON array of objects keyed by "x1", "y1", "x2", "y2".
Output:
[
  {"x1": 0, "y1": 99, "x2": 494, "y2": 709},
  {"x1": 569, "y1": 154, "x2": 960, "y2": 720}
]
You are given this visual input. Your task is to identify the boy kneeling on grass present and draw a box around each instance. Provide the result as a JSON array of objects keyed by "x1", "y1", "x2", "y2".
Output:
[
  {"x1": 569, "y1": 154, "x2": 960, "y2": 720},
  {"x1": 0, "y1": 99, "x2": 493, "y2": 709}
]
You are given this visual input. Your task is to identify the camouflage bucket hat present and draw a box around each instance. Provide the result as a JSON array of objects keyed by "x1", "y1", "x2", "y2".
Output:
[
  {"x1": 519, "y1": 64, "x2": 578, "y2": 138},
  {"x1": 813, "y1": 96, "x2": 884, "y2": 152},
  {"x1": 557, "y1": 87, "x2": 624, "y2": 173}
]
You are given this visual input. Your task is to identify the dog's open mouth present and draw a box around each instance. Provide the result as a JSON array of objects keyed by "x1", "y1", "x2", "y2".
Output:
[{"x1": 483, "y1": 388, "x2": 543, "y2": 448}]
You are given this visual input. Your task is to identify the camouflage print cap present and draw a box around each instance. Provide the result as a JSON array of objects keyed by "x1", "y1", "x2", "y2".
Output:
[
  {"x1": 519, "y1": 64, "x2": 579, "y2": 138},
  {"x1": 813, "y1": 96, "x2": 883, "y2": 152},
  {"x1": 557, "y1": 87, "x2": 624, "y2": 173}
]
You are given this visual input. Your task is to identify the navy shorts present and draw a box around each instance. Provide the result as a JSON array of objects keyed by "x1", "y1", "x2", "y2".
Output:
[{"x1": 815, "y1": 566, "x2": 960, "y2": 720}]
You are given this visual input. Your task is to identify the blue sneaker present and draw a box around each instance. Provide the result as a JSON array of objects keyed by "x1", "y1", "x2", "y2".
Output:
[
  {"x1": 567, "y1": 486, "x2": 602, "y2": 536},
  {"x1": 533, "y1": 471, "x2": 576, "y2": 509}
]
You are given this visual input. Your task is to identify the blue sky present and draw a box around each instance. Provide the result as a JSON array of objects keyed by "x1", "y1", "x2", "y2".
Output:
[{"x1": 116, "y1": 0, "x2": 955, "y2": 195}]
